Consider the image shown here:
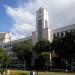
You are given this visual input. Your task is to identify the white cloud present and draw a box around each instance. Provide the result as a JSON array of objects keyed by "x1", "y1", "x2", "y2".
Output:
[
  {"x1": 4, "y1": 0, "x2": 75, "y2": 40},
  {"x1": 5, "y1": 5, "x2": 34, "y2": 24},
  {"x1": 36, "y1": 0, "x2": 75, "y2": 29},
  {"x1": 11, "y1": 23, "x2": 34, "y2": 40},
  {"x1": 4, "y1": 2, "x2": 35, "y2": 40}
]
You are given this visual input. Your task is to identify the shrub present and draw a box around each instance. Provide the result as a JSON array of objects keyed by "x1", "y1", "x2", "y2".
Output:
[{"x1": 0, "y1": 69, "x2": 5, "y2": 74}]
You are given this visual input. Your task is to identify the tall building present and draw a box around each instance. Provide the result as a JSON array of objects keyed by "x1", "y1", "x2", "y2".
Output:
[
  {"x1": 32, "y1": 7, "x2": 51, "y2": 45},
  {"x1": 36, "y1": 7, "x2": 49, "y2": 40}
]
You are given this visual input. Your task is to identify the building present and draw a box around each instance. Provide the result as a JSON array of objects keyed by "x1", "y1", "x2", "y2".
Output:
[
  {"x1": 32, "y1": 7, "x2": 51, "y2": 45},
  {"x1": 0, "y1": 33, "x2": 32, "y2": 68},
  {"x1": 32, "y1": 7, "x2": 75, "y2": 44},
  {"x1": 0, "y1": 7, "x2": 75, "y2": 68},
  {"x1": 0, "y1": 32, "x2": 11, "y2": 44},
  {"x1": 52, "y1": 24, "x2": 75, "y2": 38}
]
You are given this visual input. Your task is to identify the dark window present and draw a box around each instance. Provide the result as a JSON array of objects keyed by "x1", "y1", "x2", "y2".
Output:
[
  {"x1": 39, "y1": 10, "x2": 41, "y2": 13},
  {"x1": 3, "y1": 45, "x2": 6, "y2": 48},
  {"x1": 53, "y1": 33, "x2": 56, "y2": 37},
  {"x1": 0, "y1": 46, "x2": 1, "y2": 48},
  {"x1": 38, "y1": 19, "x2": 42, "y2": 40},
  {"x1": 57, "y1": 32, "x2": 59, "y2": 37},
  {"x1": 38, "y1": 15, "x2": 41, "y2": 18},
  {"x1": 61, "y1": 32, "x2": 64, "y2": 37},
  {"x1": 45, "y1": 20, "x2": 48, "y2": 28}
]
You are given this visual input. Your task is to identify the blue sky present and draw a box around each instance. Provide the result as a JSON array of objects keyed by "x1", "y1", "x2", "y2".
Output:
[
  {"x1": 0, "y1": 0, "x2": 75, "y2": 40},
  {"x1": 0, "y1": 0, "x2": 15, "y2": 32},
  {"x1": 0, "y1": 0, "x2": 29, "y2": 32},
  {"x1": 0, "y1": 0, "x2": 36, "y2": 39}
]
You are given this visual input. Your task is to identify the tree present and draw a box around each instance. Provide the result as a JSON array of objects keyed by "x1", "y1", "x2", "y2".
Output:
[
  {"x1": 33, "y1": 39, "x2": 51, "y2": 70},
  {"x1": 0, "y1": 48, "x2": 10, "y2": 74},
  {"x1": 33, "y1": 39, "x2": 51, "y2": 54},
  {"x1": 12, "y1": 41, "x2": 32, "y2": 69},
  {"x1": 52, "y1": 31, "x2": 75, "y2": 71},
  {"x1": 41, "y1": 52, "x2": 50, "y2": 70},
  {"x1": 51, "y1": 37, "x2": 64, "y2": 69},
  {"x1": 63, "y1": 31, "x2": 75, "y2": 71}
]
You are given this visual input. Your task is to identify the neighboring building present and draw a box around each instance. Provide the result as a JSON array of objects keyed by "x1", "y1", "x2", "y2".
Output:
[
  {"x1": 52, "y1": 24, "x2": 75, "y2": 38},
  {"x1": 0, "y1": 7, "x2": 75, "y2": 68},
  {"x1": 0, "y1": 32, "x2": 11, "y2": 44},
  {"x1": 0, "y1": 34, "x2": 32, "y2": 68}
]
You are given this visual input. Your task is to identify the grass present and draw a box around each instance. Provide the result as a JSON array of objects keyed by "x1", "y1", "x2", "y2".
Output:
[
  {"x1": 9, "y1": 70, "x2": 30, "y2": 75},
  {"x1": 38, "y1": 72, "x2": 75, "y2": 75},
  {"x1": 8, "y1": 70, "x2": 75, "y2": 75}
]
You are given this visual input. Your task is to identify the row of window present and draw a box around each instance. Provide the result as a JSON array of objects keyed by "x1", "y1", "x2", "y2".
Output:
[
  {"x1": 53, "y1": 32, "x2": 65, "y2": 37},
  {"x1": 11, "y1": 61, "x2": 24, "y2": 64},
  {"x1": 0, "y1": 40, "x2": 28, "y2": 49},
  {"x1": 53, "y1": 29, "x2": 74, "y2": 37}
]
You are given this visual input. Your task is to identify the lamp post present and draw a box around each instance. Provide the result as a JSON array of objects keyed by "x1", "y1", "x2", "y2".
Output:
[
  {"x1": 23, "y1": 57, "x2": 25, "y2": 70},
  {"x1": 49, "y1": 46, "x2": 52, "y2": 70}
]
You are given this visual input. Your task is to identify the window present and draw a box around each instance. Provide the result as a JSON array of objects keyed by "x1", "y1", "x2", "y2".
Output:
[
  {"x1": 57, "y1": 32, "x2": 59, "y2": 37},
  {"x1": 38, "y1": 19, "x2": 42, "y2": 40},
  {"x1": 45, "y1": 20, "x2": 48, "y2": 28},
  {"x1": 61, "y1": 32, "x2": 64, "y2": 37},
  {"x1": 0, "y1": 46, "x2": 2, "y2": 48},
  {"x1": 39, "y1": 10, "x2": 41, "y2": 13},
  {"x1": 38, "y1": 15, "x2": 41, "y2": 18},
  {"x1": 9, "y1": 44, "x2": 12, "y2": 47},
  {"x1": 3, "y1": 45, "x2": 6, "y2": 48},
  {"x1": 53, "y1": 33, "x2": 56, "y2": 37}
]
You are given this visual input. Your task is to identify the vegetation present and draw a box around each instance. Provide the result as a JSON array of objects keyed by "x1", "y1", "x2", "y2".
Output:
[
  {"x1": 0, "y1": 48, "x2": 11, "y2": 74},
  {"x1": 51, "y1": 31, "x2": 75, "y2": 70},
  {"x1": 12, "y1": 30, "x2": 75, "y2": 71},
  {"x1": 33, "y1": 40, "x2": 51, "y2": 70},
  {"x1": 8, "y1": 70, "x2": 75, "y2": 75},
  {"x1": 12, "y1": 41, "x2": 32, "y2": 69},
  {"x1": 9, "y1": 70, "x2": 29, "y2": 75}
]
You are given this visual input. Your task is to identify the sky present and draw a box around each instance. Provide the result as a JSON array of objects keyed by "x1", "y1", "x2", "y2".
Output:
[{"x1": 0, "y1": 0, "x2": 75, "y2": 40}]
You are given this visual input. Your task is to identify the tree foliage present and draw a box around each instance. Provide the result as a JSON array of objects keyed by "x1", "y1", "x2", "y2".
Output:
[
  {"x1": 52, "y1": 31, "x2": 75, "y2": 69},
  {"x1": 33, "y1": 39, "x2": 51, "y2": 70},
  {"x1": 0, "y1": 48, "x2": 10, "y2": 68},
  {"x1": 33, "y1": 39, "x2": 51, "y2": 54},
  {"x1": 12, "y1": 41, "x2": 32, "y2": 68}
]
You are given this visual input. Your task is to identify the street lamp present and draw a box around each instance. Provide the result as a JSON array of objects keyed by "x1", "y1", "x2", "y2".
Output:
[{"x1": 49, "y1": 46, "x2": 52, "y2": 70}]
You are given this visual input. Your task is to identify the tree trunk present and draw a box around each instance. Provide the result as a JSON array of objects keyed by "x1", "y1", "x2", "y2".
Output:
[
  {"x1": 6, "y1": 65, "x2": 7, "y2": 75},
  {"x1": 24, "y1": 60, "x2": 25, "y2": 70},
  {"x1": 65, "y1": 59, "x2": 68, "y2": 72},
  {"x1": 71, "y1": 58, "x2": 73, "y2": 72},
  {"x1": 49, "y1": 51, "x2": 52, "y2": 70}
]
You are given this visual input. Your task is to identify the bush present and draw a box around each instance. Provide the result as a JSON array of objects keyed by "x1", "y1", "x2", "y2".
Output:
[{"x1": 0, "y1": 69, "x2": 5, "y2": 74}]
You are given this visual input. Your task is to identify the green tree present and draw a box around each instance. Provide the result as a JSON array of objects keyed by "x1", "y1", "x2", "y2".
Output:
[
  {"x1": 41, "y1": 52, "x2": 50, "y2": 70},
  {"x1": 63, "y1": 31, "x2": 75, "y2": 71},
  {"x1": 33, "y1": 39, "x2": 51, "y2": 53},
  {"x1": 0, "y1": 48, "x2": 10, "y2": 74},
  {"x1": 52, "y1": 31, "x2": 75, "y2": 71},
  {"x1": 51, "y1": 37, "x2": 63, "y2": 69},
  {"x1": 33, "y1": 39, "x2": 51, "y2": 70},
  {"x1": 12, "y1": 41, "x2": 32, "y2": 69}
]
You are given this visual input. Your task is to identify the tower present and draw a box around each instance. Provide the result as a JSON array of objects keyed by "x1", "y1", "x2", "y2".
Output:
[
  {"x1": 32, "y1": 7, "x2": 51, "y2": 45},
  {"x1": 36, "y1": 7, "x2": 49, "y2": 40}
]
